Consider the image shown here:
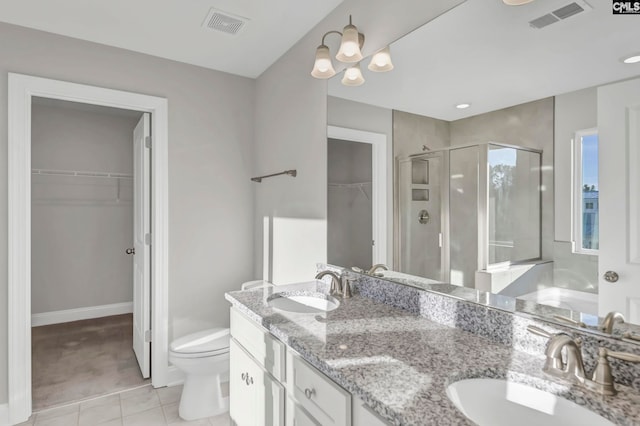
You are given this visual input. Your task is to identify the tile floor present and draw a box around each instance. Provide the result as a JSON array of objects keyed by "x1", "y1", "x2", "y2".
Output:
[
  {"x1": 16, "y1": 384, "x2": 231, "y2": 426},
  {"x1": 32, "y1": 314, "x2": 149, "y2": 410}
]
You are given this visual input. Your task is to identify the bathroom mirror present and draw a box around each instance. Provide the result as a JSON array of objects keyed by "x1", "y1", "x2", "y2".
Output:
[{"x1": 325, "y1": 0, "x2": 640, "y2": 339}]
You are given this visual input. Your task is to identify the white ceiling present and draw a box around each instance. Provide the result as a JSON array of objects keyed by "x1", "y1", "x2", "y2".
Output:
[
  {"x1": 0, "y1": 0, "x2": 344, "y2": 78},
  {"x1": 328, "y1": 0, "x2": 640, "y2": 121}
]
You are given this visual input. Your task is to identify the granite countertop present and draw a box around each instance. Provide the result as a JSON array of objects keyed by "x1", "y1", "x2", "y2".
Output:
[{"x1": 225, "y1": 281, "x2": 640, "y2": 426}]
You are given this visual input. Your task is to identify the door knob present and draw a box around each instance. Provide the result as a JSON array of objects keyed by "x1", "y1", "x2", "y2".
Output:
[
  {"x1": 604, "y1": 271, "x2": 619, "y2": 283},
  {"x1": 125, "y1": 248, "x2": 135, "y2": 255}
]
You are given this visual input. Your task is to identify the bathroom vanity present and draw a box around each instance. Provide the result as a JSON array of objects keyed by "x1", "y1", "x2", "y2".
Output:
[
  {"x1": 228, "y1": 304, "x2": 384, "y2": 426},
  {"x1": 226, "y1": 276, "x2": 640, "y2": 425}
]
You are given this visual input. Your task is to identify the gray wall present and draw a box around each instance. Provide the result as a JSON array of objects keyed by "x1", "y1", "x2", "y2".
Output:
[
  {"x1": 327, "y1": 96, "x2": 393, "y2": 266},
  {"x1": 31, "y1": 102, "x2": 138, "y2": 314},
  {"x1": 0, "y1": 22, "x2": 255, "y2": 403},
  {"x1": 253, "y1": 0, "x2": 465, "y2": 284},
  {"x1": 327, "y1": 139, "x2": 372, "y2": 269}
]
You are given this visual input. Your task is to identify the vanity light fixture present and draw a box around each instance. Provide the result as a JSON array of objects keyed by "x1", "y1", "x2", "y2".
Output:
[
  {"x1": 456, "y1": 103, "x2": 471, "y2": 109},
  {"x1": 622, "y1": 54, "x2": 640, "y2": 64},
  {"x1": 311, "y1": 15, "x2": 394, "y2": 86}
]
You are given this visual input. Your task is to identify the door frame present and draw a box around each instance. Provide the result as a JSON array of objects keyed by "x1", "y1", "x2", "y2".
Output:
[
  {"x1": 327, "y1": 125, "x2": 388, "y2": 264},
  {"x1": 8, "y1": 73, "x2": 170, "y2": 424}
]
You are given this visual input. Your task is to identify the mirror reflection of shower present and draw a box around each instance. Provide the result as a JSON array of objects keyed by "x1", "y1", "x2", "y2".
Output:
[{"x1": 397, "y1": 142, "x2": 542, "y2": 287}]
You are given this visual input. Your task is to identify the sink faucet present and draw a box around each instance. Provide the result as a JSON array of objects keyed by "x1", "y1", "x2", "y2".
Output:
[
  {"x1": 315, "y1": 271, "x2": 342, "y2": 297},
  {"x1": 528, "y1": 326, "x2": 587, "y2": 382},
  {"x1": 528, "y1": 325, "x2": 640, "y2": 395},
  {"x1": 367, "y1": 264, "x2": 388, "y2": 275},
  {"x1": 600, "y1": 311, "x2": 625, "y2": 334}
]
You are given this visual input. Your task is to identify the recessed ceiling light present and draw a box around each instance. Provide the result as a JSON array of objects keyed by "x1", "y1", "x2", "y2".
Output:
[
  {"x1": 456, "y1": 103, "x2": 471, "y2": 109},
  {"x1": 622, "y1": 54, "x2": 640, "y2": 64}
]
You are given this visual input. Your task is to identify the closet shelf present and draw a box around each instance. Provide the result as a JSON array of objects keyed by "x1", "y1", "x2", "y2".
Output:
[
  {"x1": 327, "y1": 181, "x2": 371, "y2": 189},
  {"x1": 32, "y1": 169, "x2": 133, "y2": 179},
  {"x1": 328, "y1": 182, "x2": 371, "y2": 200}
]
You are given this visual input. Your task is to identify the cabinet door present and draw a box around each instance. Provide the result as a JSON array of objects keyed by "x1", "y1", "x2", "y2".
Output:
[
  {"x1": 352, "y1": 400, "x2": 389, "y2": 426},
  {"x1": 286, "y1": 397, "x2": 321, "y2": 426},
  {"x1": 230, "y1": 338, "x2": 284, "y2": 426}
]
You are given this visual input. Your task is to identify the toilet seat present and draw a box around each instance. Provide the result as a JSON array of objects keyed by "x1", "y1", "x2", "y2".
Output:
[{"x1": 170, "y1": 328, "x2": 230, "y2": 359}]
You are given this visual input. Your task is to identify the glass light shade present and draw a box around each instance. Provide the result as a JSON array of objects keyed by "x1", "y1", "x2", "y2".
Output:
[
  {"x1": 368, "y1": 46, "x2": 394, "y2": 72},
  {"x1": 341, "y1": 64, "x2": 365, "y2": 86},
  {"x1": 311, "y1": 45, "x2": 336, "y2": 79},
  {"x1": 623, "y1": 54, "x2": 640, "y2": 64},
  {"x1": 336, "y1": 24, "x2": 363, "y2": 63}
]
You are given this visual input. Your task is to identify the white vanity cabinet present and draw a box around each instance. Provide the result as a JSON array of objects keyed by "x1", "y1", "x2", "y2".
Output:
[
  {"x1": 229, "y1": 308, "x2": 285, "y2": 426},
  {"x1": 229, "y1": 339, "x2": 285, "y2": 426},
  {"x1": 229, "y1": 307, "x2": 390, "y2": 426}
]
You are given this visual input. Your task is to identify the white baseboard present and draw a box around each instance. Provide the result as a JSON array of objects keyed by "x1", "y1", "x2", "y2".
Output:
[
  {"x1": 31, "y1": 302, "x2": 133, "y2": 327},
  {"x1": 0, "y1": 403, "x2": 8, "y2": 426},
  {"x1": 165, "y1": 366, "x2": 185, "y2": 387}
]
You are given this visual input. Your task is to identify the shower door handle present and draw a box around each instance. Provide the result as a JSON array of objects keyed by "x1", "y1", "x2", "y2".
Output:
[{"x1": 125, "y1": 248, "x2": 135, "y2": 255}]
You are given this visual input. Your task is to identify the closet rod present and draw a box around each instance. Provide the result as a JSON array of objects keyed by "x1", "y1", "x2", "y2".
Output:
[
  {"x1": 32, "y1": 169, "x2": 133, "y2": 179},
  {"x1": 251, "y1": 169, "x2": 297, "y2": 183}
]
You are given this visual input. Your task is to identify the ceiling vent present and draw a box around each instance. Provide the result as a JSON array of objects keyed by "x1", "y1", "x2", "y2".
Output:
[
  {"x1": 529, "y1": 0, "x2": 593, "y2": 29},
  {"x1": 202, "y1": 8, "x2": 249, "y2": 35}
]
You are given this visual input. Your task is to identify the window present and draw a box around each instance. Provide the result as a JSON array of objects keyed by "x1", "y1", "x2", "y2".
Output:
[{"x1": 573, "y1": 129, "x2": 599, "y2": 254}]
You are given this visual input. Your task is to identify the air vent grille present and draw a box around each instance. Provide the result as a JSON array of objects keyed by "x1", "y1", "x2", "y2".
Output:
[
  {"x1": 552, "y1": 2, "x2": 585, "y2": 19},
  {"x1": 529, "y1": 0, "x2": 592, "y2": 29},
  {"x1": 202, "y1": 9, "x2": 248, "y2": 35},
  {"x1": 529, "y1": 14, "x2": 560, "y2": 29}
]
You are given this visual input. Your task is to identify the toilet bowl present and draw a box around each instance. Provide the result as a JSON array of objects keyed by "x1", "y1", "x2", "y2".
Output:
[{"x1": 169, "y1": 328, "x2": 230, "y2": 421}]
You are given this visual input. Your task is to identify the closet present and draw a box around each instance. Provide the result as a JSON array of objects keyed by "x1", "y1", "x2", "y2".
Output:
[
  {"x1": 327, "y1": 138, "x2": 373, "y2": 269},
  {"x1": 30, "y1": 97, "x2": 145, "y2": 409}
]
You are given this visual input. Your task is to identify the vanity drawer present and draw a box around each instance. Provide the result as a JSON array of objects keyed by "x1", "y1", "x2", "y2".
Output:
[
  {"x1": 230, "y1": 307, "x2": 285, "y2": 381},
  {"x1": 287, "y1": 351, "x2": 351, "y2": 426}
]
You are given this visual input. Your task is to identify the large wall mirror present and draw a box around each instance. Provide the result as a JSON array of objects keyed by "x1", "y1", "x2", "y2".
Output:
[{"x1": 325, "y1": 0, "x2": 640, "y2": 339}]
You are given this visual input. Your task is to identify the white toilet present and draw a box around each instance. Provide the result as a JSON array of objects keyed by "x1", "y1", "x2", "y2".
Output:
[{"x1": 169, "y1": 328, "x2": 230, "y2": 421}]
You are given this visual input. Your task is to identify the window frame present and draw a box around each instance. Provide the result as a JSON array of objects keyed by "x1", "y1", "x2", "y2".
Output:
[{"x1": 572, "y1": 127, "x2": 599, "y2": 255}]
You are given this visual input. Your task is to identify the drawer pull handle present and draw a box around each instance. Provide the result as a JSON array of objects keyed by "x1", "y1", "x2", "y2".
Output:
[
  {"x1": 304, "y1": 388, "x2": 315, "y2": 399},
  {"x1": 241, "y1": 372, "x2": 253, "y2": 386}
]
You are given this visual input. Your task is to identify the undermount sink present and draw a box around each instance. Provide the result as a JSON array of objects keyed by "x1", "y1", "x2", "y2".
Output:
[
  {"x1": 267, "y1": 292, "x2": 340, "y2": 313},
  {"x1": 446, "y1": 378, "x2": 613, "y2": 426}
]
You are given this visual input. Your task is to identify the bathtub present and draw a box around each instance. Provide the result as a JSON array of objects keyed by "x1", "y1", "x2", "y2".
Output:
[{"x1": 518, "y1": 287, "x2": 598, "y2": 315}]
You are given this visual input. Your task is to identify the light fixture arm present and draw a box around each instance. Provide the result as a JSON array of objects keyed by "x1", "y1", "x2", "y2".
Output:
[{"x1": 321, "y1": 30, "x2": 343, "y2": 46}]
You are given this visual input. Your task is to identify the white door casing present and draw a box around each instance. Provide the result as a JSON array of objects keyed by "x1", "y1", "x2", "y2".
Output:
[
  {"x1": 597, "y1": 77, "x2": 640, "y2": 323},
  {"x1": 133, "y1": 113, "x2": 151, "y2": 378},
  {"x1": 8, "y1": 73, "x2": 169, "y2": 425}
]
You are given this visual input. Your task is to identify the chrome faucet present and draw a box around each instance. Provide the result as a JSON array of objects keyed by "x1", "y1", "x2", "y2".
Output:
[
  {"x1": 528, "y1": 325, "x2": 640, "y2": 395},
  {"x1": 600, "y1": 311, "x2": 625, "y2": 334},
  {"x1": 315, "y1": 271, "x2": 342, "y2": 297}
]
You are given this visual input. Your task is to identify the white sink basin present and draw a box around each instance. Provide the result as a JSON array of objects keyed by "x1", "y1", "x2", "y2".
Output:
[
  {"x1": 267, "y1": 292, "x2": 339, "y2": 313},
  {"x1": 446, "y1": 378, "x2": 613, "y2": 426}
]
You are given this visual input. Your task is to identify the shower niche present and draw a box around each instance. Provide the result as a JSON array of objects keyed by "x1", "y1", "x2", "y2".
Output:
[{"x1": 396, "y1": 143, "x2": 542, "y2": 287}]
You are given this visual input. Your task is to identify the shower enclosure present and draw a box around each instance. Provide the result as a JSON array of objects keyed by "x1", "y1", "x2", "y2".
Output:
[{"x1": 396, "y1": 142, "x2": 542, "y2": 287}]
